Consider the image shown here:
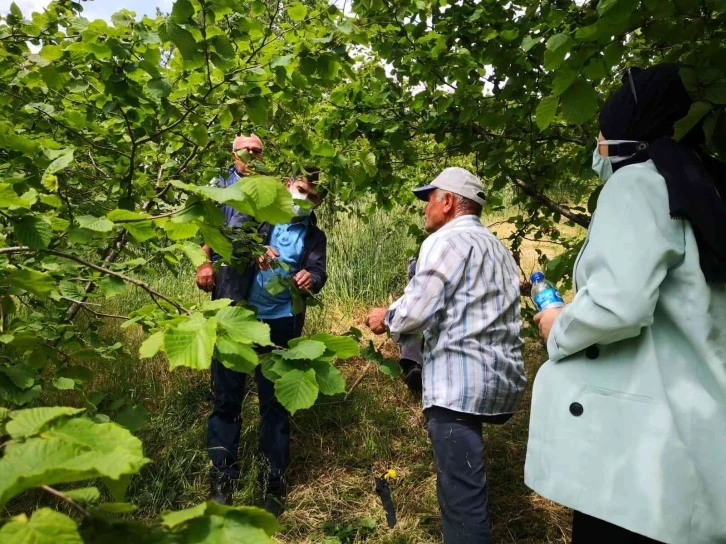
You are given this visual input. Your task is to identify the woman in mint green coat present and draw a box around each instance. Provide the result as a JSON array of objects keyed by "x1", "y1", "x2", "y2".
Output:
[{"x1": 526, "y1": 64, "x2": 726, "y2": 544}]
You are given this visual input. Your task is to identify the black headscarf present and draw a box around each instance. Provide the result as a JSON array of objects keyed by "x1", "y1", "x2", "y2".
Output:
[{"x1": 599, "y1": 63, "x2": 726, "y2": 284}]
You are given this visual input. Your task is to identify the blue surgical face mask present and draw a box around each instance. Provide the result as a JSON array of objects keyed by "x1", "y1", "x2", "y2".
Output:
[{"x1": 592, "y1": 145, "x2": 613, "y2": 182}]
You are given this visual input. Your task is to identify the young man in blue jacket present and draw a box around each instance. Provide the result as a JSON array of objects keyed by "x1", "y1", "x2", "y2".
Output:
[{"x1": 196, "y1": 137, "x2": 328, "y2": 513}]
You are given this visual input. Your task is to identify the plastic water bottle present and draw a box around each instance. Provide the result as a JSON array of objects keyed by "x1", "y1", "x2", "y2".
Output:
[{"x1": 530, "y1": 272, "x2": 565, "y2": 312}]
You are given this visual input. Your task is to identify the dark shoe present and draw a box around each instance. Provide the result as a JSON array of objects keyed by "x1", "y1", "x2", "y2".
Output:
[
  {"x1": 261, "y1": 492, "x2": 285, "y2": 518},
  {"x1": 401, "y1": 361, "x2": 422, "y2": 396},
  {"x1": 209, "y1": 468, "x2": 235, "y2": 505}
]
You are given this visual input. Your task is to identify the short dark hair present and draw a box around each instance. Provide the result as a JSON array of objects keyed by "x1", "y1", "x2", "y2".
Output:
[
  {"x1": 299, "y1": 165, "x2": 327, "y2": 200},
  {"x1": 302, "y1": 165, "x2": 320, "y2": 183}
]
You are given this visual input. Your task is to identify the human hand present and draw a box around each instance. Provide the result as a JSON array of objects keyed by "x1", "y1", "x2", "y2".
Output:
[
  {"x1": 365, "y1": 307, "x2": 389, "y2": 335},
  {"x1": 293, "y1": 269, "x2": 313, "y2": 291},
  {"x1": 257, "y1": 246, "x2": 279, "y2": 271},
  {"x1": 196, "y1": 262, "x2": 215, "y2": 292},
  {"x1": 534, "y1": 308, "x2": 564, "y2": 343}
]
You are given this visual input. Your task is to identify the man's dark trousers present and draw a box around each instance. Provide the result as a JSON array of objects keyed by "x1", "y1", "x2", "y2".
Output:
[
  {"x1": 426, "y1": 406, "x2": 493, "y2": 544},
  {"x1": 207, "y1": 315, "x2": 300, "y2": 494}
]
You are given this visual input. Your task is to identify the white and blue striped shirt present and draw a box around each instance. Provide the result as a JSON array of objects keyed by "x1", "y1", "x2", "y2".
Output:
[{"x1": 386, "y1": 215, "x2": 526, "y2": 416}]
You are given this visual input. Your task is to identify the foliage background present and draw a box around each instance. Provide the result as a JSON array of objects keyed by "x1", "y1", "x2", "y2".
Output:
[{"x1": 0, "y1": 0, "x2": 723, "y2": 541}]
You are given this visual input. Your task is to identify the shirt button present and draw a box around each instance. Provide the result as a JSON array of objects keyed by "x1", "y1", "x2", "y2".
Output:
[
  {"x1": 585, "y1": 345, "x2": 600, "y2": 359},
  {"x1": 569, "y1": 402, "x2": 584, "y2": 417}
]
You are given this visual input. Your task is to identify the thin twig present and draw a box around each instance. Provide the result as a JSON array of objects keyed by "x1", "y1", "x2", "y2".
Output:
[
  {"x1": 80, "y1": 305, "x2": 130, "y2": 321},
  {"x1": 345, "y1": 361, "x2": 372, "y2": 400},
  {"x1": 41, "y1": 486, "x2": 90, "y2": 518}
]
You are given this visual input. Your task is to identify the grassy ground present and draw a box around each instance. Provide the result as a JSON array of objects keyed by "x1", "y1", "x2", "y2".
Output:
[{"x1": 18, "y1": 207, "x2": 583, "y2": 543}]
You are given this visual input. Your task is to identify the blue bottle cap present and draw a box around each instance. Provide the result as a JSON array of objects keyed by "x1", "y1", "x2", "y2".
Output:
[{"x1": 530, "y1": 271, "x2": 545, "y2": 282}]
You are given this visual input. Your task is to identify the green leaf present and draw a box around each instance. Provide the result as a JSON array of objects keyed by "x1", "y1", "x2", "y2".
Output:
[
  {"x1": 552, "y1": 70, "x2": 578, "y2": 96},
  {"x1": 535, "y1": 96, "x2": 559, "y2": 130},
  {"x1": 286, "y1": 2, "x2": 308, "y2": 22},
  {"x1": 216, "y1": 307, "x2": 272, "y2": 346},
  {"x1": 5, "y1": 407, "x2": 84, "y2": 439},
  {"x1": 99, "y1": 276, "x2": 127, "y2": 298},
  {"x1": 241, "y1": 176, "x2": 278, "y2": 208},
  {"x1": 147, "y1": 77, "x2": 172, "y2": 99},
  {"x1": 0, "y1": 415, "x2": 149, "y2": 507},
  {"x1": 76, "y1": 215, "x2": 114, "y2": 232},
  {"x1": 309, "y1": 333, "x2": 359, "y2": 359},
  {"x1": 673, "y1": 101, "x2": 711, "y2": 142},
  {"x1": 598, "y1": 0, "x2": 620, "y2": 15},
  {"x1": 278, "y1": 339, "x2": 326, "y2": 360},
  {"x1": 0, "y1": 183, "x2": 27, "y2": 209},
  {"x1": 44, "y1": 149, "x2": 74, "y2": 176},
  {"x1": 171, "y1": 0, "x2": 194, "y2": 22},
  {"x1": 521, "y1": 35, "x2": 539, "y2": 52},
  {"x1": 7, "y1": 267, "x2": 56, "y2": 297},
  {"x1": 245, "y1": 96, "x2": 269, "y2": 126},
  {"x1": 115, "y1": 404, "x2": 149, "y2": 433},
  {"x1": 179, "y1": 241, "x2": 208, "y2": 267},
  {"x1": 198, "y1": 223, "x2": 233, "y2": 260},
  {"x1": 265, "y1": 275, "x2": 286, "y2": 296},
  {"x1": 211, "y1": 35, "x2": 235, "y2": 59},
  {"x1": 52, "y1": 377, "x2": 76, "y2": 390},
  {"x1": 560, "y1": 78, "x2": 599, "y2": 125},
  {"x1": 165, "y1": 220, "x2": 199, "y2": 240},
  {"x1": 309, "y1": 360, "x2": 346, "y2": 396},
  {"x1": 0, "y1": 508, "x2": 82, "y2": 544},
  {"x1": 14, "y1": 216, "x2": 53, "y2": 249},
  {"x1": 59, "y1": 280, "x2": 86, "y2": 301},
  {"x1": 139, "y1": 330, "x2": 165, "y2": 358},
  {"x1": 191, "y1": 124, "x2": 209, "y2": 147},
  {"x1": 162, "y1": 21, "x2": 197, "y2": 61},
  {"x1": 315, "y1": 141, "x2": 336, "y2": 157},
  {"x1": 64, "y1": 486, "x2": 101, "y2": 504},
  {"x1": 216, "y1": 334, "x2": 259, "y2": 374},
  {"x1": 163, "y1": 502, "x2": 278, "y2": 542},
  {"x1": 271, "y1": 55, "x2": 293, "y2": 68},
  {"x1": 9, "y1": 2, "x2": 22, "y2": 17},
  {"x1": 95, "y1": 502, "x2": 138, "y2": 514},
  {"x1": 0, "y1": 363, "x2": 36, "y2": 390},
  {"x1": 546, "y1": 33, "x2": 571, "y2": 52},
  {"x1": 274, "y1": 369, "x2": 319, "y2": 414},
  {"x1": 164, "y1": 313, "x2": 217, "y2": 370}
]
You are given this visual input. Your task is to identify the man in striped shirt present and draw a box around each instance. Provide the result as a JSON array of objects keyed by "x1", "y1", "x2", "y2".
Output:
[{"x1": 366, "y1": 167, "x2": 526, "y2": 544}]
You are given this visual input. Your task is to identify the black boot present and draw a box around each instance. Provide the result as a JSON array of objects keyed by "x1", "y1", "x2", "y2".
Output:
[
  {"x1": 399, "y1": 359, "x2": 423, "y2": 396},
  {"x1": 209, "y1": 468, "x2": 235, "y2": 505},
  {"x1": 261, "y1": 491, "x2": 286, "y2": 518}
]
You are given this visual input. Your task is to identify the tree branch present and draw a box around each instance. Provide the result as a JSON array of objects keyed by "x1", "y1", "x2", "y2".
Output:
[
  {"x1": 508, "y1": 176, "x2": 591, "y2": 228},
  {"x1": 3, "y1": 247, "x2": 191, "y2": 315}
]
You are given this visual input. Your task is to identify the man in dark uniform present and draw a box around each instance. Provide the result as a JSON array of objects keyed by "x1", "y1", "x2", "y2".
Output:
[{"x1": 196, "y1": 136, "x2": 328, "y2": 514}]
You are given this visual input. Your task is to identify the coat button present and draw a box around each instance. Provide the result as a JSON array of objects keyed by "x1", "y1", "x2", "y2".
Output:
[
  {"x1": 585, "y1": 345, "x2": 600, "y2": 359},
  {"x1": 569, "y1": 402, "x2": 584, "y2": 417}
]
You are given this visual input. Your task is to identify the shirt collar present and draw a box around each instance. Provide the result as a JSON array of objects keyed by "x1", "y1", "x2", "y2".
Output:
[{"x1": 439, "y1": 214, "x2": 481, "y2": 232}]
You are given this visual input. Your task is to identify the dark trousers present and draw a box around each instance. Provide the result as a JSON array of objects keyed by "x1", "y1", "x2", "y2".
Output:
[
  {"x1": 572, "y1": 511, "x2": 665, "y2": 544},
  {"x1": 207, "y1": 316, "x2": 300, "y2": 494},
  {"x1": 426, "y1": 406, "x2": 492, "y2": 544}
]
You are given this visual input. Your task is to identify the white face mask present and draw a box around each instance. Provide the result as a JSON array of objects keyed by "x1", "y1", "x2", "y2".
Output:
[{"x1": 289, "y1": 188, "x2": 312, "y2": 217}]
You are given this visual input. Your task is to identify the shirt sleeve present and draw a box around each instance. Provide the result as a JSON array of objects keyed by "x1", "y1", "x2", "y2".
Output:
[
  {"x1": 547, "y1": 165, "x2": 685, "y2": 362},
  {"x1": 385, "y1": 237, "x2": 468, "y2": 341}
]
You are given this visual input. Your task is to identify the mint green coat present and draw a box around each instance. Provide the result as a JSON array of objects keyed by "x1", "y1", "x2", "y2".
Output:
[{"x1": 525, "y1": 160, "x2": 726, "y2": 543}]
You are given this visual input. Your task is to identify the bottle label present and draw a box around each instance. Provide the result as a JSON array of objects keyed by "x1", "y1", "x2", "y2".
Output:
[{"x1": 533, "y1": 287, "x2": 564, "y2": 312}]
